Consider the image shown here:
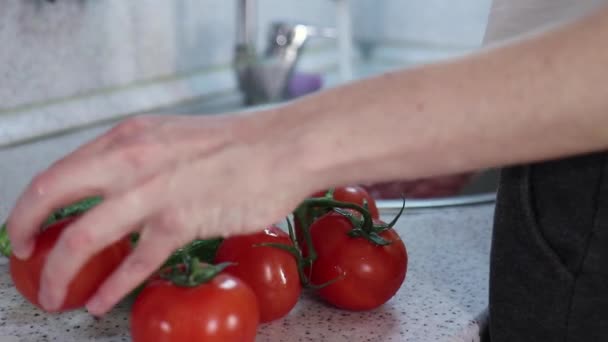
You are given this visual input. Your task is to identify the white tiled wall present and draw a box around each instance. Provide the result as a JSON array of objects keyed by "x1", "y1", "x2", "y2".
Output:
[
  {"x1": 0, "y1": 0, "x2": 336, "y2": 111},
  {"x1": 352, "y1": 0, "x2": 491, "y2": 47},
  {"x1": 0, "y1": 0, "x2": 491, "y2": 146}
]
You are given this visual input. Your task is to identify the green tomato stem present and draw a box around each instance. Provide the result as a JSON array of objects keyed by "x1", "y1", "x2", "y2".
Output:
[
  {"x1": 163, "y1": 257, "x2": 234, "y2": 287},
  {"x1": 301, "y1": 198, "x2": 374, "y2": 233},
  {"x1": 0, "y1": 196, "x2": 104, "y2": 258},
  {"x1": 254, "y1": 241, "x2": 313, "y2": 287},
  {"x1": 293, "y1": 206, "x2": 317, "y2": 265},
  {"x1": 387, "y1": 197, "x2": 407, "y2": 228},
  {"x1": 0, "y1": 223, "x2": 11, "y2": 257}
]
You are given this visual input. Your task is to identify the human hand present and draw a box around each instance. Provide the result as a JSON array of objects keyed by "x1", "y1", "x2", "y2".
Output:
[{"x1": 6, "y1": 112, "x2": 319, "y2": 316}]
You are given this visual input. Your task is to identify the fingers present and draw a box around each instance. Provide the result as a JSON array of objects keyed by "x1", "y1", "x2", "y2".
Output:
[
  {"x1": 36, "y1": 190, "x2": 152, "y2": 312},
  {"x1": 85, "y1": 224, "x2": 188, "y2": 316},
  {"x1": 6, "y1": 115, "x2": 222, "y2": 260},
  {"x1": 6, "y1": 154, "x2": 118, "y2": 259},
  {"x1": 7, "y1": 119, "x2": 170, "y2": 260}
]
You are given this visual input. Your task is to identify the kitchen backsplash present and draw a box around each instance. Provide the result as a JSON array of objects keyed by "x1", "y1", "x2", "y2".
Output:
[{"x1": 0, "y1": 0, "x2": 490, "y2": 147}]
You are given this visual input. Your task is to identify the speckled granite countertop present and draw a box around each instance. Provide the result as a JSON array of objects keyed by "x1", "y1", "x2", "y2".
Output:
[{"x1": 0, "y1": 124, "x2": 494, "y2": 341}]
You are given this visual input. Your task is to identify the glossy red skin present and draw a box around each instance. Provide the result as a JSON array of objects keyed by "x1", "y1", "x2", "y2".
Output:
[
  {"x1": 296, "y1": 185, "x2": 380, "y2": 251},
  {"x1": 308, "y1": 211, "x2": 408, "y2": 311},
  {"x1": 214, "y1": 226, "x2": 301, "y2": 323},
  {"x1": 130, "y1": 272, "x2": 260, "y2": 342},
  {"x1": 9, "y1": 216, "x2": 132, "y2": 312},
  {"x1": 311, "y1": 185, "x2": 380, "y2": 219}
]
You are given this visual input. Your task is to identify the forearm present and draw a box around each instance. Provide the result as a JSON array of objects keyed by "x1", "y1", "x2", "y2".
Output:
[{"x1": 276, "y1": 5, "x2": 608, "y2": 187}]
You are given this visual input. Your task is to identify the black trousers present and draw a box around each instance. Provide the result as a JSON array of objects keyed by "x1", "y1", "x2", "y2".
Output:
[{"x1": 488, "y1": 153, "x2": 608, "y2": 341}]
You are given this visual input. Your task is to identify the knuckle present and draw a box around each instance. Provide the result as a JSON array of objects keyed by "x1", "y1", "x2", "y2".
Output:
[
  {"x1": 147, "y1": 211, "x2": 196, "y2": 248},
  {"x1": 111, "y1": 176, "x2": 159, "y2": 216},
  {"x1": 117, "y1": 190, "x2": 145, "y2": 215},
  {"x1": 197, "y1": 206, "x2": 249, "y2": 238},
  {"x1": 29, "y1": 172, "x2": 52, "y2": 198}
]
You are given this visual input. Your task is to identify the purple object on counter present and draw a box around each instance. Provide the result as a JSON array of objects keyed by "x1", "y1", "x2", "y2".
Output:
[{"x1": 287, "y1": 72, "x2": 323, "y2": 98}]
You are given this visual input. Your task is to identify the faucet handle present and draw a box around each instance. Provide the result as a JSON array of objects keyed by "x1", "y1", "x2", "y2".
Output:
[
  {"x1": 267, "y1": 22, "x2": 336, "y2": 53},
  {"x1": 299, "y1": 25, "x2": 337, "y2": 39}
]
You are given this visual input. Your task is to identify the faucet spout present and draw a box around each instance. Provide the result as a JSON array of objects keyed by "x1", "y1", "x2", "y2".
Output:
[
  {"x1": 236, "y1": 0, "x2": 257, "y2": 48},
  {"x1": 234, "y1": 0, "x2": 334, "y2": 105}
]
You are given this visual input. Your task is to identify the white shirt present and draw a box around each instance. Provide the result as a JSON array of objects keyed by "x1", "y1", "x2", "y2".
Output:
[{"x1": 484, "y1": 0, "x2": 607, "y2": 44}]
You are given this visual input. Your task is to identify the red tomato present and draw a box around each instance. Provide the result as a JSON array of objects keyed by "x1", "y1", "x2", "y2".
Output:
[
  {"x1": 308, "y1": 211, "x2": 407, "y2": 311},
  {"x1": 9, "y1": 216, "x2": 132, "y2": 312},
  {"x1": 311, "y1": 185, "x2": 380, "y2": 219},
  {"x1": 296, "y1": 185, "x2": 380, "y2": 255},
  {"x1": 214, "y1": 226, "x2": 301, "y2": 323},
  {"x1": 130, "y1": 266, "x2": 260, "y2": 342}
]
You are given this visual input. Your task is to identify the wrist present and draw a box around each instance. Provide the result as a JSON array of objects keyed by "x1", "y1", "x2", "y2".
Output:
[{"x1": 235, "y1": 102, "x2": 341, "y2": 193}]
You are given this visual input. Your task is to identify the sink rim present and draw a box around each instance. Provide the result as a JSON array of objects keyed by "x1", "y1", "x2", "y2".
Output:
[{"x1": 377, "y1": 192, "x2": 496, "y2": 213}]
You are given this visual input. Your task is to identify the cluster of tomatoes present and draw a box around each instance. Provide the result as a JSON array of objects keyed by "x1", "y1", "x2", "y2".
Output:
[{"x1": 7, "y1": 186, "x2": 408, "y2": 341}]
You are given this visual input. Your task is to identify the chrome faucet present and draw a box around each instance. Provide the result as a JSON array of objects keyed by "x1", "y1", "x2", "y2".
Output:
[{"x1": 234, "y1": 0, "x2": 336, "y2": 105}]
